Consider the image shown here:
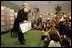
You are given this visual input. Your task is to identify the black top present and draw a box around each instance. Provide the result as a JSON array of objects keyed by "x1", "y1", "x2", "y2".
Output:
[
  {"x1": 16, "y1": 8, "x2": 28, "y2": 22},
  {"x1": 13, "y1": 8, "x2": 28, "y2": 32}
]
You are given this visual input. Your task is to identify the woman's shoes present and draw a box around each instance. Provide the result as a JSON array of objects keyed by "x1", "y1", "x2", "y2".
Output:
[{"x1": 20, "y1": 42, "x2": 25, "y2": 44}]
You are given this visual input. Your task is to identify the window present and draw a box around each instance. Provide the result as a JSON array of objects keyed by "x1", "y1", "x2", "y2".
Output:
[
  {"x1": 10, "y1": 13, "x2": 14, "y2": 17},
  {"x1": 1, "y1": 22, "x2": 5, "y2": 25},
  {"x1": 1, "y1": 11, "x2": 4, "y2": 15},
  {"x1": 10, "y1": 21, "x2": 14, "y2": 24},
  {"x1": 1, "y1": 26, "x2": 5, "y2": 31},
  {"x1": 10, "y1": 16, "x2": 14, "y2": 20},
  {"x1": 10, "y1": 9, "x2": 14, "y2": 13},
  {"x1": 1, "y1": 6, "x2": 5, "y2": 10},
  {"x1": 1, "y1": 16, "x2": 4, "y2": 20},
  {"x1": 10, "y1": 25, "x2": 13, "y2": 28}
]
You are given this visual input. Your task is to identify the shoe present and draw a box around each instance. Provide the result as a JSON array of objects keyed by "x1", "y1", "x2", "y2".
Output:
[
  {"x1": 20, "y1": 42, "x2": 25, "y2": 44},
  {"x1": 23, "y1": 39, "x2": 25, "y2": 41}
]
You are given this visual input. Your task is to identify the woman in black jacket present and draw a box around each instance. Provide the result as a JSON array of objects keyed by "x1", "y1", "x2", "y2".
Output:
[{"x1": 13, "y1": 3, "x2": 30, "y2": 44}]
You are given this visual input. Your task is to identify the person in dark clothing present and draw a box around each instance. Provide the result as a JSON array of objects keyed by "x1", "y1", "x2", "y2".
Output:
[
  {"x1": 58, "y1": 16, "x2": 71, "y2": 39},
  {"x1": 58, "y1": 20, "x2": 71, "y2": 39},
  {"x1": 13, "y1": 3, "x2": 30, "y2": 44}
]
